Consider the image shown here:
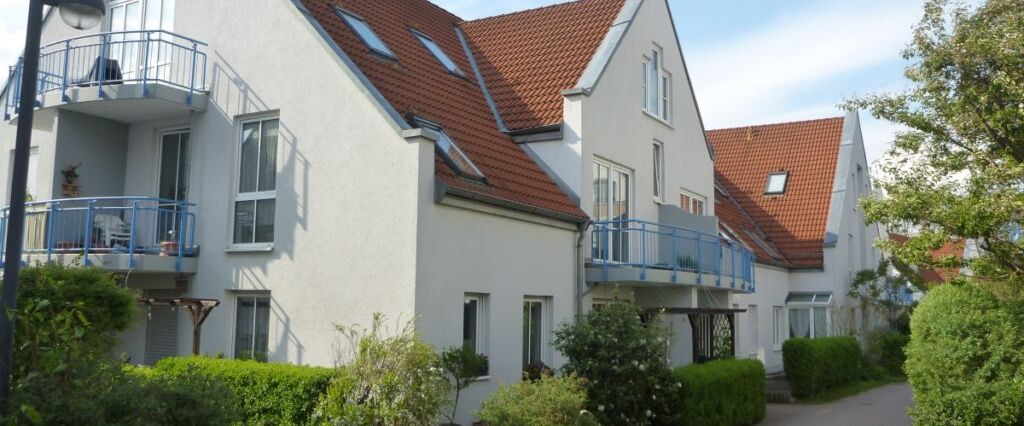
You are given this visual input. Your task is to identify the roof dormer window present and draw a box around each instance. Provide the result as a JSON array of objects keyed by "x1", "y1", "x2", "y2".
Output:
[
  {"x1": 335, "y1": 7, "x2": 395, "y2": 59},
  {"x1": 412, "y1": 117, "x2": 485, "y2": 181},
  {"x1": 765, "y1": 172, "x2": 788, "y2": 194},
  {"x1": 412, "y1": 30, "x2": 464, "y2": 77}
]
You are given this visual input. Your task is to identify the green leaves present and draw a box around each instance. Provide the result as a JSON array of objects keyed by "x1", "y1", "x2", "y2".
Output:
[{"x1": 846, "y1": 0, "x2": 1024, "y2": 289}]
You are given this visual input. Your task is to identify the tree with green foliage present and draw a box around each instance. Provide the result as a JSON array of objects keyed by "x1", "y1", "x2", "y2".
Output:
[
  {"x1": 439, "y1": 345, "x2": 486, "y2": 424},
  {"x1": 845, "y1": 0, "x2": 1024, "y2": 296},
  {"x1": 553, "y1": 300, "x2": 677, "y2": 425},
  {"x1": 850, "y1": 259, "x2": 916, "y2": 329}
]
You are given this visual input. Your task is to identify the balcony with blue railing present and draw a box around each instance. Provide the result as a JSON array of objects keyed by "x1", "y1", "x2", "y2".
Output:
[
  {"x1": 0, "y1": 197, "x2": 198, "y2": 273},
  {"x1": 588, "y1": 219, "x2": 756, "y2": 292},
  {"x1": 2, "y1": 29, "x2": 207, "y2": 122}
]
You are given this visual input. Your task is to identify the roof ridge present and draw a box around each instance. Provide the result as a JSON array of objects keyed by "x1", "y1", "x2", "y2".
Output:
[
  {"x1": 706, "y1": 115, "x2": 845, "y2": 133},
  {"x1": 462, "y1": 0, "x2": 595, "y2": 25}
]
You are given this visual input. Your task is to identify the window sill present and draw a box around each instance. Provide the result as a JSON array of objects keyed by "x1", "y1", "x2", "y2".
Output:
[
  {"x1": 471, "y1": 375, "x2": 491, "y2": 382},
  {"x1": 225, "y1": 244, "x2": 274, "y2": 253},
  {"x1": 642, "y1": 110, "x2": 674, "y2": 128}
]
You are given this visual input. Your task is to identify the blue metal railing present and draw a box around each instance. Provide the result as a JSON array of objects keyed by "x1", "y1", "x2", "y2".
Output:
[
  {"x1": 591, "y1": 219, "x2": 756, "y2": 291},
  {"x1": 0, "y1": 196, "x2": 197, "y2": 272},
  {"x1": 3, "y1": 29, "x2": 208, "y2": 120}
]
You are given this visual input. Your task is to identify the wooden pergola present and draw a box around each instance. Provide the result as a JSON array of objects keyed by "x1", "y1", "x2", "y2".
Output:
[
  {"x1": 645, "y1": 307, "x2": 746, "y2": 363},
  {"x1": 139, "y1": 297, "x2": 220, "y2": 355}
]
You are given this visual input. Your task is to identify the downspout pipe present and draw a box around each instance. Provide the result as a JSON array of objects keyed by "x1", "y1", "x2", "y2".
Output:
[{"x1": 574, "y1": 219, "x2": 593, "y2": 317}]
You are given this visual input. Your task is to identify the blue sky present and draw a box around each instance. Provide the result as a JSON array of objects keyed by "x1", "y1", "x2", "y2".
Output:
[{"x1": 0, "y1": 0, "x2": 923, "y2": 165}]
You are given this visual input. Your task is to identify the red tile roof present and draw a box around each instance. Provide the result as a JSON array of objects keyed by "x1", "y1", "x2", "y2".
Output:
[
  {"x1": 708, "y1": 117, "x2": 846, "y2": 269},
  {"x1": 299, "y1": 0, "x2": 588, "y2": 220},
  {"x1": 715, "y1": 184, "x2": 791, "y2": 268},
  {"x1": 461, "y1": 0, "x2": 625, "y2": 131},
  {"x1": 889, "y1": 233, "x2": 966, "y2": 283}
]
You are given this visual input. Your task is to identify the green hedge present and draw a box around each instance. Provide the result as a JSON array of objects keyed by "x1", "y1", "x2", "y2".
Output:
[
  {"x1": 869, "y1": 330, "x2": 910, "y2": 377},
  {"x1": 673, "y1": 359, "x2": 766, "y2": 426},
  {"x1": 906, "y1": 283, "x2": 1024, "y2": 425},
  {"x1": 782, "y1": 336, "x2": 861, "y2": 398},
  {"x1": 155, "y1": 356, "x2": 333, "y2": 425}
]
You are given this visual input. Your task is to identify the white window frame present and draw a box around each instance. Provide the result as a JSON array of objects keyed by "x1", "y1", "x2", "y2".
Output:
[
  {"x1": 680, "y1": 188, "x2": 706, "y2": 216},
  {"x1": 772, "y1": 306, "x2": 784, "y2": 350},
  {"x1": 522, "y1": 297, "x2": 552, "y2": 370},
  {"x1": 229, "y1": 114, "x2": 279, "y2": 250},
  {"x1": 786, "y1": 305, "x2": 831, "y2": 339},
  {"x1": 765, "y1": 172, "x2": 789, "y2": 194},
  {"x1": 642, "y1": 46, "x2": 671, "y2": 124},
  {"x1": 231, "y1": 292, "x2": 271, "y2": 361},
  {"x1": 463, "y1": 293, "x2": 489, "y2": 376},
  {"x1": 652, "y1": 141, "x2": 664, "y2": 202}
]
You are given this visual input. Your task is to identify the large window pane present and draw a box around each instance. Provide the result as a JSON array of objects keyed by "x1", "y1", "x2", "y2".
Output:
[
  {"x1": 234, "y1": 297, "x2": 255, "y2": 360},
  {"x1": 258, "y1": 119, "x2": 278, "y2": 192},
  {"x1": 254, "y1": 298, "x2": 271, "y2": 361},
  {"x1": 233, "y1": 200, "x2": 255, "y2": 244},
  {"x1": 648, "y1": 52, "x2": 659, "y2": 112},
  {"x1": 254, "y1": 199, "x2": 275, "y2": 243},
  {"x1": 813, "y1": 307, "x2": 828, "y2": 338},
  {"x1": 522, "y1": 300, "x2": 543, "y2": 369},
  {"x1": 789, "y1": 308, "x2": 810, "y2": 338},
  {"x1": 239, "y1": 122, "x2": 259, "y2": 193}
]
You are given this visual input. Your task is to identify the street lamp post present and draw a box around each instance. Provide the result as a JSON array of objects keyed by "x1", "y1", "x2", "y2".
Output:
[{"x1": 0, "y1": 0, "x2": 105, "y2": 402}]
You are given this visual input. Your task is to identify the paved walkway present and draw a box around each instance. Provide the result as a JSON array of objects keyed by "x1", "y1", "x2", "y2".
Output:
[{"x1": 760, "y1": 383, "x2": 913, "y2": 426}]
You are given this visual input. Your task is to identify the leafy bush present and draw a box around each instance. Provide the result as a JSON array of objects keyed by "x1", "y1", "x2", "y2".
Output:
[
  {"x1": 867, "y1": 330, "x2": 910, "y2": 377},
  {"x1": 475, "y1": 374, "x2": 597, "y2": 426},
  {"x1": 155, "y1": 356, "x2": 332, "y2": 425},
  {"x1": 782, "y1": 336, "x2": 861, "y2": 398},
  {"x1": 316, "y1": 314, "x2": 449, "y2": 425},
  {"x1": 554, "y1": 300, "x2": 678, "y2": 425},
  {"x1": 440, "y1": 345, "x2": 487, "y2": 423},
  {"x1": 673, "y1": 359, "x2": 766, "y2": 426},
  {"x1": 906, "y1": 283, "x2": 1024, "y2": 425}
]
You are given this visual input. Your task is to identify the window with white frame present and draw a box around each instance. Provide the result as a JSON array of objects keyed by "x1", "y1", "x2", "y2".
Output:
[
  {"x1": 786, "y1": 292, "x2": 831, "y2": 339},
  {"x1": 680, "y1": 189, "x2": 705, "y2": 215},
  {"x1": 652, "y1": 142, "x2": 664, "y2": 201},
  {"x1": 522, "y1": 297, "x2": 550, "y2": 370},
  {"x1": 642, "y1": 47, "x2": 671, "y2": 122},
  {"x1": 233, "y1": 116, "x2": 278, "y2": 246},
  {"x1": 772, "y1": 306, "x2": 784, "y2": 348},
  {"x1": 765, "y1": 171, "x2": 788, "y2": 194},
  {"x1": 463, "y1": 294, "x2": 489, "y2": 376},
  {"x1": 234, "y1": 293, "x2": 270, "y2": 361}
]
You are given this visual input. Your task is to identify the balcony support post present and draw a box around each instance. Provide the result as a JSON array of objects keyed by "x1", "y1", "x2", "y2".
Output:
[
  {"x1": 187, "y1": 42, "x2": 197, "y2": 105},
  {"x1": 141, "y1": 32, "x2": 151, "y2": 97},
  {"x1": 82, "y1": 200, "x2": 95, "y2": 266},
  {"x1": 716, "y1": 239, "x2": 722, "y2": 287},
  {"x1": 696, "y1": 233, "x2": 703, "y2": 285},
  {"x1": 670, "y1": 229, "x2": 677, "y2": 283},
  {"x1": 97, "y1": 33, "x2": 107, "y2": 98},
  {"x1": 46, "y1": 201, "x2": 58, "y2": 262},
  {"x1": 60, "y1": 40, "x2": 70, "y2": 102},
  {"x1": 128, "y1": 200, "x2": 139, "y2": 268},
  {"x1": 640, "y1": 222, "x2": 647, "y2": 280}
]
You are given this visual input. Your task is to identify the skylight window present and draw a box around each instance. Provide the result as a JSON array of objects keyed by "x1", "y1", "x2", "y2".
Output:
[
  {"x1": 765, "y1": 171, "x2": 788, "y2": 194},
  {"x1": 412, "y1": 30, "x2": 464, "y2": 76},
  {"x1": 335, "y1": 7, "x2": 395, "y2": 58},
  {"x1": 412, "y1": 117, "x2": 485, "y2": 181}
]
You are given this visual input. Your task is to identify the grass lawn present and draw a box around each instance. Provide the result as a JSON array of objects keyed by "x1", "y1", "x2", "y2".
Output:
[{"x1": 796, "y1": 376, "x2": 906, "y2": 404}]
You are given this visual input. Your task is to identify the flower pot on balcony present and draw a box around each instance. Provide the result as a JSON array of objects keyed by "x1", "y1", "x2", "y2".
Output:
[{"x1": 160, "y1": 240, "x2": 179, "y2": 256}]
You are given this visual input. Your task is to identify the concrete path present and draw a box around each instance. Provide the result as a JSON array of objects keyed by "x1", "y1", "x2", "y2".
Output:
[{"x1": 760, "y1": 383, "x2": 913, "y2": 426}]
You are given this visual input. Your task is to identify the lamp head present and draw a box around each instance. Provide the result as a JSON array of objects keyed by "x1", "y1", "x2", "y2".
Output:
[{"x1": 53, "y1": 0, "x2": 106, "y2": 30}]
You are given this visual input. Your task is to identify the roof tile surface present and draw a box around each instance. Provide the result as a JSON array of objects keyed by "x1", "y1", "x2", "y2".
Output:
[
  {"x1": 300, "y1": 0, "x2": 588, "y2": 220},
  {"x1": 461, "y1": 0, "x2": 625, "y2": 130},
  {"x1": 708, "y1": 117, "x2": 845, "y2": 269}
]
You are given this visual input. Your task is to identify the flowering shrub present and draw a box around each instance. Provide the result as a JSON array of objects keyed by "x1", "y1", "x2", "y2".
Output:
[
  {"x1": 316, "y1": 314, "x2": 449, "y2": 425},
  {"x1": 475, "y1": 374, "x2": 597, "y2": 426},
  {"x1": 554, "y1": 300, "x2": 678, "y2": 425}
]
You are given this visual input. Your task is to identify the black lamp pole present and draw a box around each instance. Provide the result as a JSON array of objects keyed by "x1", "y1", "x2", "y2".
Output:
[
  {"x1": 0, "y1": 0, "x2": 105, "y2": 401},
  {"x1": 0, "y1": 0, "x2": 46, "y2": 401}
]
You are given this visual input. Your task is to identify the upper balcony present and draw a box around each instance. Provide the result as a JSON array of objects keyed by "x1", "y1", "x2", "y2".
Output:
[
  {"x1": 587, "y1": 219, "x2": 756, "y2": 292},
  {"x1": 3, "y1": 30, "x2": 207, "y2": 123},
  {"x1": 1, "y1": 197, "x2": 198, "y2": 274}
]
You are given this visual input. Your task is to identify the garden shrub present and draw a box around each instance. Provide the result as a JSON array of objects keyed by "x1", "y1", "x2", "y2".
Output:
[
  {"x1": 316, "y1": 314, "x2": 449, "y2": 425},
  {"x1": 475, "y1": 374, "x2": 597, "y2": 426},
  {"x1": 155, "y1": 356, "x2": 332, "y2": 425},
  {"x1": 782, "y1": 336, "x2": 861, "y2": 398},
  {"x1": 673, "y1": 359, "x2": 766, "y2": 426},
  {"x1": 905, "y1": 283, "x2": 1024, "y2": 425},
  {"x1": 867, "y1": 330, "x2": 910, "y2": 377},
  {"x1": 554, "y1": 300, "x2": 678, "y2": 425}
]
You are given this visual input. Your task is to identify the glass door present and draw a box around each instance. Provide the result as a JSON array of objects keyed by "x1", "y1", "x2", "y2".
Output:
[
  {"x1": 592, "y1": 160, "x2": 631, "y2": 262},
  {"x1": 108, "y1": 0, "x2": 174, "y2": 81},
  {"x1": 157, "y1": 131, "x2": 189, "y2": 243}
]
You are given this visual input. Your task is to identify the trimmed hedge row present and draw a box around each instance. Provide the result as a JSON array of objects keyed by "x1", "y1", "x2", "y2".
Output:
[
  {"x1": 155, "y1": 356, "x2": 334, "y2": 425},
  {"x1": 782, "y1": 336, "x2": 861, "y2": 398},
  {"x1": 673, "y1": 359, "x2": 766, "y2": 426}
]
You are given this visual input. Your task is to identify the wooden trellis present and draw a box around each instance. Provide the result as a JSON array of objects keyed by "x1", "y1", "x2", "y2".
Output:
[{"x1": 139, "y1": 297, "x2": 220, "y2": 355}]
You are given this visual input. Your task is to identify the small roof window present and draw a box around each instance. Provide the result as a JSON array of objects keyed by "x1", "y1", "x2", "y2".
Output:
[
  {"x1": 412, "y1": 30, "x2": 464, "y2": 77},
  {"x1": 412, "y1": 117, "x2": 485, "y2": 181},
  {"x1": 335, "y1": 7, "x2": 395, "y2": 59},
  {"x1": 765, "y1": 171, "x2": 788, "y2": 194}
]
